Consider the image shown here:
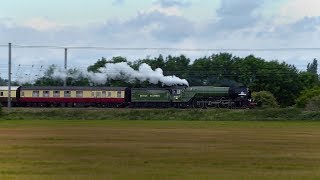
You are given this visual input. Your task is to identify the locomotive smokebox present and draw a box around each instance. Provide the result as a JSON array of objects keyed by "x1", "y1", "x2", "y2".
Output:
[{"x1": 228, "y1": 86, "x2": 249, "y2": 98}]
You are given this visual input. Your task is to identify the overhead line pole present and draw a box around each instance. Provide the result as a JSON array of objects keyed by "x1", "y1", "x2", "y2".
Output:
[
  {"x1": 8, "y1": 43, "x2": 12, "y2": 108},
  {"x1": 64, "y1": 48, "x2": 68, "y2": 87}
]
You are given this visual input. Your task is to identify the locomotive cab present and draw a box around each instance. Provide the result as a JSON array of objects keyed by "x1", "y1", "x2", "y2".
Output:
[
  {"x1": 169, "y1": 86, "x2": 189, "y2": 108},
  {"x1": 171, "y1": 87, "x2": 186, "y2": 102}
]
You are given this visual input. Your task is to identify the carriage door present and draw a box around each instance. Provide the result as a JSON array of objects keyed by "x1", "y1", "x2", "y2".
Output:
[
  {"x1": 95, "y1": 92, "x2": 102, "y2": 98},
  {"x1": 91, "y1": 91, "x2": 100, "y2": 98}
]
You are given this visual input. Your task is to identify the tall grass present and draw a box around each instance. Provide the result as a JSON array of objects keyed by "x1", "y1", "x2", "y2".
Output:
[{"x1": 1, "y1": 108, "x2": 320, "y2": 121}]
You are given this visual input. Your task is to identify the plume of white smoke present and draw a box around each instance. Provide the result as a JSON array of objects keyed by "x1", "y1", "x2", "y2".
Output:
[
  {"x1": 87, "y1": 62, "x2": 189, "y2": 86},
  {"x1": 16, "y1": 62, "x2": 189, "y2": 86},
  {"x1": 51, "y1": 68, "x2": 68, "y2": 80},
  {"x1": 16, "y1": 76, "x2": 36, "y2": 85}
]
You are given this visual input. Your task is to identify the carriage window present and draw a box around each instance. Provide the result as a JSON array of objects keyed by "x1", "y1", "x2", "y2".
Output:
[
  {"x1": 96, "y1": 92, "x2": 101, "y2": 98},
  {"x1": 76, "y1": 91, "x2": 83, "y2": 97},
  {"x1": 91, "y1": 91, "x2": 95, "y2": 97},
  {"x1": 64, "y1": 91, "x2": 71, "y2": 97},
  {"x1": 43, "y1": 91, "x2": 50, "y2": 97},
  {"x1": 102, "y1": 91, "x2": 106, "y2": 98},
  {"x1": 32, "y1": 91, "x2": 40, "y2": 97},
  {"x1": 53, "y1": 91, "x2": 60, "y2": 97},
  {"x1": 117, "y1": 91, "x2": 122, "y2": 98},
  {"x1": 0, "y1": 92, "x2": 3, "y2": 96},
  {"x1": 107, "y1": 92, "x2": 112, "y2": 97},
  {"x1": 21, "y1": 92, "x2": 24, "y2": 97}
]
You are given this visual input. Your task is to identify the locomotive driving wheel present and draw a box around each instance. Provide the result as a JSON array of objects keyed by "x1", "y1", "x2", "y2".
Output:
[
  {"x1": 193, "y1": 98, "x2": 206, "y2": 109},
  {"x1": 207, "y1": 97, "x2": 220, "y2": 108}
]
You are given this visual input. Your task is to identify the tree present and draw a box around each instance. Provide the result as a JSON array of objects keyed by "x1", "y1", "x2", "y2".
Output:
[
  {"x1": 163, "y1": 55, "x2": 190, "y2": 79},
  {"x1": 296, "y1": 87, "x2": 320, "y2": 108},
  {"x1": 133, "y1": 55, "x2": 165, "y2": 70},
  {"x1": 34, "y1": 65, "x2": 64, "y2": 86},
  {"x1": 87, "y1": 56, "x2": 128, "y2": 73},
  {"x1": 252, "y1": 91, "x2": 279, "y2": 108},
  {"x1": 189, "y1": 53, "x2": 240, "y2": 86},
  {"x1": 66, "y1": 68, "x2": 90, "y2": 86},
  {"x1": 306, "y1": 95, "x2": 320, "y2": 111},
  {"x1": 234, "y1": 57, "x2": 301, "y2": 106},
  {"x1": 307, "y1": 58, "x2": 318, "y2": 75},
  {"x1": 298, "y1": 72, "x2": 319, "y2": 90},
  {"x1": 0, "y1": 77, "x2": 7, "y2": 86},
  {"x1": 234, "y1": 55, "x2": 265, "y2": 87},
  {"x1": 108, "y1": 56, "x2": 127, "y2": 63},
  {"x1": 87, "y1": 57, "x2": 107, "y2": 73}
]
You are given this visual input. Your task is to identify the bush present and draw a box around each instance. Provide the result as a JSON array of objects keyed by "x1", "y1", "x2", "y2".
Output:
[
  {"x1": 296, "y1": 87, "x2": 320, "y2": 108},
  {"x1": 252, "y1": 91, "x2": 279, "y2": 108},
  {"x1": 305, "y1": 95, "x2": 320, "y2": 111}
]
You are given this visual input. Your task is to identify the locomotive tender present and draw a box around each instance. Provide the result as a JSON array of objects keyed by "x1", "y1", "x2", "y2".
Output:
[{"x1": 0, "y1": 85, "x2": 253, "y2": 108}]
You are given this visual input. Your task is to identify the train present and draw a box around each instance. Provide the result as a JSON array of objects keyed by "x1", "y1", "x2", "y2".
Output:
[{"x1": 0, "y1": 85, "x2": 255, "y2": 108}]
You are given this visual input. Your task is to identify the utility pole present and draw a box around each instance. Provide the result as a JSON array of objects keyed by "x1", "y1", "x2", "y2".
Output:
[
  {"x1": 8, "y1": 43, "x2": 12, "y2": 108},
  {"x1": 64, "y1": 48, "x2": 68, "y2": 86}
]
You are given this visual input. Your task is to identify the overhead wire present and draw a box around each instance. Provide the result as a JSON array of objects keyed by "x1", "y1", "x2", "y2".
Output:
[
  {"x1": 9, "y1": 44, "x2": 320, "y2": 51},
  {"x1": 12, "y1": 45, "x2": 64, "y2": 49}
]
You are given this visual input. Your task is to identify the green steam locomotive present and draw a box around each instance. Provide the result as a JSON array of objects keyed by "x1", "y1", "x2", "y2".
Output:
[{"x1": 130, "y1": 86, "x2": 254, "y2": 108}]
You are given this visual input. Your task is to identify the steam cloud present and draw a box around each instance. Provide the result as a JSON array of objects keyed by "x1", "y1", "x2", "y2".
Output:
[{"x1": 17, "y1": 62, "x2": 189, "y2": 86}]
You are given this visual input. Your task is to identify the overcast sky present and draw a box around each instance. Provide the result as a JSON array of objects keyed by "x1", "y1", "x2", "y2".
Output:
[{"x1": 1, "y1": 0, "x2": 320, "y2": 79}]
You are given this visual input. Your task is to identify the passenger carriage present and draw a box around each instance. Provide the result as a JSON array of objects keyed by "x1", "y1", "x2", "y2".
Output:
[
  {"x1": 18, "y1": 86, "x2": 129, "y2": 107},
  {"x1": 0, "y1": 86, "x2": 20, "y2": 107}
]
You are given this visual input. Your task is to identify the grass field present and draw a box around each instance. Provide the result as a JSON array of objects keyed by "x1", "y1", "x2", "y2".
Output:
[
  {"x1": 0, "y1": 120, "x2": 320, "y2": 179},
  {"x1": 2, "y1": 107, "x2": 320, "y2": 121}
]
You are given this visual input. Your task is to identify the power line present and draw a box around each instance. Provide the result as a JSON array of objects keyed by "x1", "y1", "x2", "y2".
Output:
[
  {"x1": 13, "y1": 45, "x2": 64, "y2": 49},
  {"x1": 10, "y1": 44, "x2": 320, "y2": 51}
]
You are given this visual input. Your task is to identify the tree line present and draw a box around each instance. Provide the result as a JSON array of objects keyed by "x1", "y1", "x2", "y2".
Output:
[
  {"x1": 1, "y1": 53, "x2": 319, "y2": 107},
  {"x1": 86, "y1": 53, "x2": 319, "y2": 107}
]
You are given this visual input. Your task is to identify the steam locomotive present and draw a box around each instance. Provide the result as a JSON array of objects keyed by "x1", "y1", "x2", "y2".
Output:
[{"x1": 0, "y1": 85, "x2": 254, "y2": 108}]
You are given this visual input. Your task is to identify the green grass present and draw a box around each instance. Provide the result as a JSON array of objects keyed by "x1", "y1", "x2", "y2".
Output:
[
  {"x1": 2, "y1": 107, "x2": 320, "y2": 121},
  {"x1": 0, "y1": 120, "x2": 320, "y2": 179}
]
